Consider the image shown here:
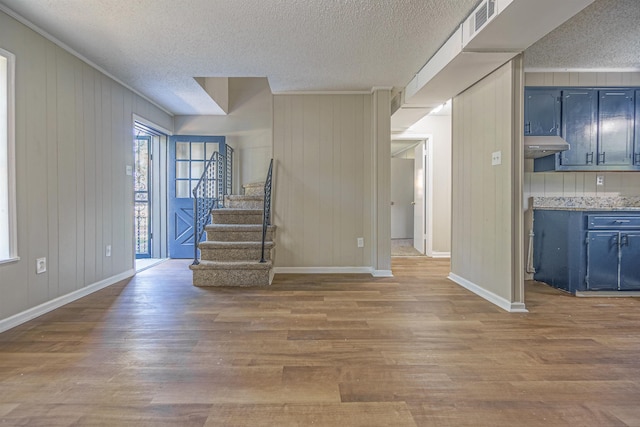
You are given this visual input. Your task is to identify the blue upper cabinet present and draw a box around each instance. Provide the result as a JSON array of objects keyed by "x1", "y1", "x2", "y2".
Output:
[
  {"x1": 528, "y1": 86, "x2": 639, "y2": 171},
  {"x1": 598, "y1": 90, "x2": 634, "y2": 166},
  {"x1": 524, "y1": 89, "x2": 560, "y2": 136},
  {"x1": 560, "y1": 90, "x2": 597, "y2": 167}
]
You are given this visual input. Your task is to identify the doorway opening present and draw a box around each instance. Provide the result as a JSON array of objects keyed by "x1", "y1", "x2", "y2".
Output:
[
  {"x1": 390, "y1": 139, "x2": 429, "y2": 257},
  {"x1": 133, "y1": 120, "x2": 168, "y2": 271}
]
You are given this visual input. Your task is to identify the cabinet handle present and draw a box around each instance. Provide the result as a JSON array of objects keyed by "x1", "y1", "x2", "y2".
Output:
[
  {"x1": 614, "y1": 220, "x2": 631, "y2": 223},
  {"x1": 525, "y1": 122, "x2": 531, "y2": 134},
  {"x1": 599, "y1": 152, "x2": 606, "y2": 164},
  {"x1": 635, "y1": 153, "x2": 640, "y2": 164},
  {"x1": 621, "y1": 234, "x2": 629, "y2": 247},
  {"x1": 586, "y1": 152, "x2": 594, "y2": 165}
]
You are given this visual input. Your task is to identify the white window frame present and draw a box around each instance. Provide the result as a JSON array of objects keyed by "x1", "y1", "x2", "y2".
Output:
[{"x1": 0, "y1": 48, "x2": 18, "y2": 264}]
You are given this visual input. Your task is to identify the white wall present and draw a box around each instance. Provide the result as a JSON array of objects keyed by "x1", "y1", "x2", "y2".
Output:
[
  {"x1": 450, "y1": 58, "x2": 525, "y2": 312},
  {"x1": 272, "y1": 94, "x2": 374, "y2": 270},
  {"x1": 0, "y1": 11, "x2": 173, "y2": 327},
  {"x1": 174, "y1": 77, "x2": 272, "y2": 193}
]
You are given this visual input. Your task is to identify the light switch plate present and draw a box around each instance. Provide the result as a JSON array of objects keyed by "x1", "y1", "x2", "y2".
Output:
[
  {"x1": 125, "y1": 165, "x2": 133, "y2": 176},
  {"x1": 106, "y1": 245, "x2": 112, "y2": 257},
  {"x1": 36, "y1": 257, "x2": 47, "y2": 274},
  {"x1": 357, "y1": 237, "x2": 364, "y2": 248},
  {"x1": 491, "y1": 151, "x2": 502, "y2": 166}
]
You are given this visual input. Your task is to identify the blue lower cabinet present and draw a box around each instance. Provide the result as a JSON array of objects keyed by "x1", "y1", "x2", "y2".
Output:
[
  {"x1": 534, "y1": 210, "x2": 640, "y2": 293},
  {"x1": 620, "y1": 232, "x2": 640, "y2": 290},
  {"x1": 586, "y1": 231, "x2": 619, "y2": 290},
  {"x1": 533, "y1": 210, "x2": 586, "y2": 293}
]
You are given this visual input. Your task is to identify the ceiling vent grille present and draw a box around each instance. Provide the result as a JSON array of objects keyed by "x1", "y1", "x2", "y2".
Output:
[
  {"x1": 470, "y1": 0, "x2": 496, "y2": 36},
  {"x1": 391, "y1": 91, "x2": 403, "y2": 115}
]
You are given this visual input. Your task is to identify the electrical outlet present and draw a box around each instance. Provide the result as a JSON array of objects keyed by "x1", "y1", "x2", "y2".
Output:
[
  {"x1": 596, "y1": 175, "x2": 604, "y2": 186},
  {"x1": 106, "y1": 245, "x2": 112, "y2": 257},
  {"x1": 357, "y1": 237, "x2": 364, "y2": 248},
  {"x1": 491, "y1": 151, "x2": 502, "y2": 166},
  {"x1": 36, "y1": 257, "x2": 47, "y2": 274}
]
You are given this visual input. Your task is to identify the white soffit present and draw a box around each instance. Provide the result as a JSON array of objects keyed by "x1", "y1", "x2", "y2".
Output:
[
  {"x1": 400, "y1": 0, "x2": 595, "y2": 112},
  {"x1": 463, "y1": 0, "x2": 595, "y2": 52}
]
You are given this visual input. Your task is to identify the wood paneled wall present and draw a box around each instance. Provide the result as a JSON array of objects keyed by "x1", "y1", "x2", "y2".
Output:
[
  {"x1": 451, "y1": 59, "x2": 524, "y2": 309},
  {"x1": 0, "y1": 11, "x2": 173, "y2": 323},
  {"x1": 272, "y1": 94, "x2": 373, "y2": 269}
]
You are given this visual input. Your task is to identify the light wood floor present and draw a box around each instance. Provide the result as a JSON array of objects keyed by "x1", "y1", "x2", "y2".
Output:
[{"x1": 1, "y1": 257, "x2": 640, "y2": 426}]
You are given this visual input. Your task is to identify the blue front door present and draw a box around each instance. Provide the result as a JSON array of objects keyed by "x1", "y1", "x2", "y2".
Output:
[{"x1": 168, "y1": 135, "x2": 226, "y2": 258}]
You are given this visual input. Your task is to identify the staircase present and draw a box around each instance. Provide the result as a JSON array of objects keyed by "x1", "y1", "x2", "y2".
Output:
[{"x1": 189, "y1": 183, "x2": 276, "y2": 287}]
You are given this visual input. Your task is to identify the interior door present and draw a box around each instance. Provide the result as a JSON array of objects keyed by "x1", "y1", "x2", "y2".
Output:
[
  {"x1": 168, "y1": 135, "x2": 225, "y2": 258},
  {"x1": 390, "y1": 158, "x2": 414, "y2": 239},
  {"x1": 413, "y1": 142, "x2": 425, "y2": 254}
]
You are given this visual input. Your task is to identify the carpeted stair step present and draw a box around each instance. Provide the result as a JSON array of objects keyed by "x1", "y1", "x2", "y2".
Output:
[
  {"x1": 211, "y1": 208, "x2": 262, "y2": 224},
  {"x1": 199, "y1": 241, "x2": 275, "y2": 261},
  {"x1": 205, "y1": 224, "x2": 276, "y2": 242},
  {"x1": 243, "y1": 182, "x2": 264, "y2": 197},
  {"x1": 225, "y1": 195, "x2": 264, "y2": 209},
  {"x1": 190, "y1": 260, "x2": 273, "y2": 287}
]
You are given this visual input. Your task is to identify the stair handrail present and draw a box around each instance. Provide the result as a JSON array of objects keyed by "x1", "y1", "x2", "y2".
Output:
[
  {"x1": 192, "y1": 150, "x2": 227, "y2": 265},
  {"x1": 260, "y1": 159, "x2": 274, "y2": 263}
]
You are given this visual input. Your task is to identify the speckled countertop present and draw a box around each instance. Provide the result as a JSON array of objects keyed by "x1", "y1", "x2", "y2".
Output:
[{"x1": 533, "y1": 196, "x2": 640, "y2": 211}]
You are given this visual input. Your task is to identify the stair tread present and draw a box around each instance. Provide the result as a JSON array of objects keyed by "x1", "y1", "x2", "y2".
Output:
[
  {"x1": 206, "y1": 224, "x2": 275, "y2": 229},
  {"x1": 226, "y1": 195, "x2": 264, "y2": 200},
  {"x1": 199, "y1": 241, "x2": 274, "y2": 248},
  {"x1": 191, "y1": 260, "x2": 272, "y2": 270},
  {"x1": 214, "y1": 208, "x2": 262, "y2": 213}
]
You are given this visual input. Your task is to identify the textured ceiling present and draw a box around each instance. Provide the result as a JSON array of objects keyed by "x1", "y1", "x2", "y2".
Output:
[
  {"x1": 0, "y1": 0, "x2": 480, "y2": 115},
  {"x1": 525, "y1": 0, "x2": 640, "y2": 70}
]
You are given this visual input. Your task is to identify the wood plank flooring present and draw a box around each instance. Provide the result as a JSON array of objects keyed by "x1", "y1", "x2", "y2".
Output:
[{"x1": 1, "y1": 257, "x2": 640, "y2": 426}]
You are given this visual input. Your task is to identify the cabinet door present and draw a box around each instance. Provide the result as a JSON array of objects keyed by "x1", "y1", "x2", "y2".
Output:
[
  {"x1": 524, "y1": 89, "x2": 561, "y2": 136},
  {"x1": 619, "y1": 232, "x2": 640, "y2": 290},
  {"x1": 598, "y1": 90, "x2": 634, "y2": 166},
  {"x1": 586, "y1": 231, "x2": 619, "y2": 290},
  {"x1": 560, "y1": 90, "x2": 597, "y2": 167}
]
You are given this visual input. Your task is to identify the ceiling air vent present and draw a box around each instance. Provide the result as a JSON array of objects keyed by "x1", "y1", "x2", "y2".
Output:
[
  {"x1": 391, "y1": 91, "x2": 403, "y2": 115},
  {"x1": 470, "y1": 0, "x2": 496, "y2": 37}
]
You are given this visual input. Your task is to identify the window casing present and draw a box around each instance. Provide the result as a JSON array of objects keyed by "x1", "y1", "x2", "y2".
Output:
[{"x1": 0, "y1": 48, "x2": 17, "y2": 263}]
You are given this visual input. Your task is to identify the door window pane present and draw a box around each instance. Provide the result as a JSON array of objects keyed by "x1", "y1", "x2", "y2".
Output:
[
  {"x1": 176, "y1": 142, "x2": 189, "y2": 160},
  {"x1": 191, "y1": 161, "x2": 204, "y2": 179},
  {"x1": 176, "y1": 161, "x2": 190, "y2": 179},
  {"x1": 206, "y1": 142, "x2": 218, "y2": 159},
  {"x1": 176, "y1": 180, "x2": 190, "y2": 198},
  {"x1": 191, "y1": 142, "x2": 205, "y2": 160}
]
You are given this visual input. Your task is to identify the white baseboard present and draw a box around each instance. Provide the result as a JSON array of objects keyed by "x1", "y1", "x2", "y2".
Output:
[
  {"x1": 448, "y1": 273, "x2": 528, "y2": 313},
  {"x1": 273, "y1": 266, "x2": 393, "y2": 278},
  {"x1": 0, "y1": 269, "x2": 135, "y2": 333},
  {"x1": 274, "y1": 266, "x2": 374, "y2": 274},
  {"x1": 431, "y1": 252, "x2": 451, "y2": 258},
  {"x1": 372, "y1": 269, "x2": 394, "y2": 277}
]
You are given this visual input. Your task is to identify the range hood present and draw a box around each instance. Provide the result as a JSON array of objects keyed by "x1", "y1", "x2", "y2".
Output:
[{"x1": 524, "y1": 136, "x2": 570, "y2": 159}]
